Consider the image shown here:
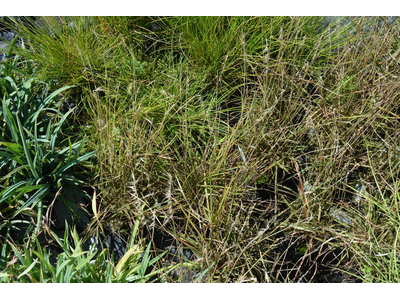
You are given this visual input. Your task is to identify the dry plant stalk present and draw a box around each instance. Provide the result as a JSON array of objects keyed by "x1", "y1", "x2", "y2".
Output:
[{"x1": 294, "y1": 160, "x2": 309, "y2": 220}]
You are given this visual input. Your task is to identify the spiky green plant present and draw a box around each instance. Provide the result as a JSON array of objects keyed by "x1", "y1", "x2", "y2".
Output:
[
  {"x1": 0, "y1": 47, "x2": 96, "y2": 238},
  {"x1": 0, "y1": 223, "x2": 183, "y2": 283}
]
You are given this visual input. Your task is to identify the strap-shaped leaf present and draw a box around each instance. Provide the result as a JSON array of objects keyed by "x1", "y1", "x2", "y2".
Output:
[
  {"x1": 16, "y1": 115, "x2": 40, "y2": 180},
  {"x1": 138, "y1": 242, "x2": 152, "y2": 277},
  {"x1": 2, "y1": 76, "x2": 19, "y2": 92},
  {"x1": 0, "y1": 142, "x2": 23, "y2": 156},
  {"x1": 0, "y1": 147, "x2": 23, "y2": 167},
  {"x1": 55, "y1": 151, "x2": 96, "y2": 176},
  {"x1": 33, "y1": 118, "x2": 41, "y2": 171},
  {"x1": 44, "y1": 86, "x2": 75, "y2": 107},
  {"x1": 12, "y1": 183, "x2": 50, "y2": 217},
  {"x1": 0, "y1": 150, "x2": 20, "y2": 159},
  {"x1": 17, "y1": 260, "x2": 37, "y2": 280},
  {"x1": 2, "y1": 97, "x2": 20, "y2": 143},
  {"x1": 18, "y1": 79, "x2": 33, "y2": 106},
  {"x1": 7, "y1": 242, "x2": 26, "y2": 266},
  {"x1": 0, "y1": 164, "x2": 29, "y2": 181},
  {"x1": 3, "y1": 34, "x2": 20, "y2": 74},
  {"x1": 30, "y1": 85, "x2": 75, "y2": 123},
  {"x1": 0, "y1": 180, "x2": 30, "y2": 204},
  {"x1": 55, "y1": 256, "x2": 74, "y2": 279},
  {"x1": 31, "y1": 138, "x2": 50, "y2": 144},
  {"x1": 51, "y1": 230, "x2": 71, "y2": 256},
  {"x1": 50, "y1": 108, "x2": 76, "y2": 150},
  {"x1": 0, "y1": 157, "x2": 11, "y2": 169},
  {"x1": 16, "y1": 184, "x2": 43, "y2": 194},
  {"x1": 36, "y1": 193, "x2": 44, "y2": 234},
  {"x1": 56, "y1": 140, "x2": 82, "y2": 156},
  {"x1": 59, "y1": 173, "x2": 85, "y2": 185},
  {"x1": 116, "y1": 244, "x2": 140, "y2": 275},
  {"x1": 1, "y1": 62, "x2": 24, "y2": 77}
]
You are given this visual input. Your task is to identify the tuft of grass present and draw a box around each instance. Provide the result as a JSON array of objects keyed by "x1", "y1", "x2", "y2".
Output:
[
  {"x1": 0, "y1": 222, "x2": 181, "y2": 283},
  {"x1": 2, "y1": 16, "x2": 400, "y2": 282}
]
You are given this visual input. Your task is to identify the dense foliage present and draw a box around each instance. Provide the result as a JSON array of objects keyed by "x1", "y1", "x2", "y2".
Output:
[{"x1": 1, "y1": 16, "x2": 400, "y2": 282}]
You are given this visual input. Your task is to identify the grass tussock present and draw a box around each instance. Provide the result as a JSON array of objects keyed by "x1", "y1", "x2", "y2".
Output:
[{"x1": 1, "y1": 16, "x2": 400, "y2": 282}]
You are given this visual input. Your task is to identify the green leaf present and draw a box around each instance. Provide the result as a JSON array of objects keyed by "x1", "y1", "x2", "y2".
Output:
[
  {"x1": 4, "y1": 35, "x2": 20, "y2": 71},
  {"x1": 129, "y1": 217, "x2": 141, "y2": 248},
  {"x1": 56, "y1": 140, "x2": 83, "y2": 156},
  {"x1": 193, "y1": 262, "x2": 214, "y2": 283},
  {"x1": 36, "y1": 194, "x2": 44, "y2": 234},
  {"x1": 59, "y1": 173, "x2": 85, "y2": 184},
  {"x1": 74, "y1": 253, "x2": 97, "y2": 271},
  {"x1": 70, "y1": 251, "x2": 88, "y2": 258},
  {"x1": 33, "y1": 117, "x2": 41, "y2": 168},
  {"x1": 17, "y1": 260, "x2": 37, "y2": 280},
  {"x1": 30, "y1": 85, "x2": 75, "y2": 122},
  {"x1": 16, "y1": 116, "x2": 40, "y2": 180},
  {"x1": 50, "y1": 231, "x2": 70, "y2": 255},
  {"x1": 22, "y1": 78, "x2": 32, "y2": 89},
  {"x1": 0, "y1": 145, "x2": 23, "y2": 156},
  {"x1": 56, "y1": 257, "x2": 74, "y2": 279},
  {"x1": 139, "y1": 243, "x2": 152, "y2": 277},
  {"x1": 1, "y1": 98, "x2": 20, "y2": 143},
  {"x1": 34, "y1": 237, "x2": 43, "y2": 257},
  {"x1": 0, "y1": 164, "x2": 29, "y2": 181},
  {"x1": 0, "y1": 180, "x2": 30, "y2": 205},
  {"x1": 15, "y1": 184, "x2": 42, "y2": 194},
  {"x1": 2, "y1": 76, "x2": 19, "y2": 92},
  {"x1": 55, "y1": 151, "x2": 96, "y2": 176},
  {"x1": 50, "y1": 108, "x2": 76, "y2": 149},
  {"x1": 8, "y1": 242, "x2": 26, "y2": 266},
  {"x1": 147, "y1": 249, "x2": 167, "y2": 266},
  {"x1": 1, "y1": 63, "x2": 24, "y2": 78},
  {"x1": 12, "y1": 183, "x2": 50, "y2": 217},
  {"x1": 116, "y1": 244, "x2": 140, "y2": 275}
]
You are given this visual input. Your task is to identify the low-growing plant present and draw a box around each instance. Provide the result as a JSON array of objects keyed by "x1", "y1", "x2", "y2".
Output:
[
  {"x1": 0, "y1": 55, "x2": 96, "y2": 239},
  {"x1": 2, "y1": 16, "x2": 400, "y2": 283},
  {"x1": 0, "y1": 218, "x2": 203, "y2": 283}
]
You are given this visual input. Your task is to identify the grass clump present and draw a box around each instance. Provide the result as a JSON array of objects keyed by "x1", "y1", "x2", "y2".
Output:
[{"x1": 1, "y1": 16, "x2": 400, "y2": 282}]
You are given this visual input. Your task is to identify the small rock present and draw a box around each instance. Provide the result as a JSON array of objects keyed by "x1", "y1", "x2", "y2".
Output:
[
  {"x1": 329, "y1": 207, "x2": 352, "y2": 226},
  {"x1": 82, "y1": 228, "x2": 127, "y2": 263}
]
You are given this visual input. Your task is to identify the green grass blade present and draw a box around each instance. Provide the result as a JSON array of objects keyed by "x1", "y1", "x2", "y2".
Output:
[
  {"x1": 115, "y1": 244, "x2": 140, "y2": 274},
  {"x1": 12, "y1": 183, "x2": 50, "y2": 217},
  {"x1": 49, "y1": 108, "x2": 76, "y2": 149},
  {"x1": 4, "y1": 34, "x2": 19, "y2": 66},
  {"x1": 17, "y1": 260, "x2": 37, "y2": 280},
  {"x1": 0, "y1": 143, "x2": 23, "y2": 156},
  {"x1": 129, "y1": 217, "x2": 140, "y2": 248},
  {"x1": 55, "y1": 151, "x2": 96, "y2": 175},
  {"x1": 36, "y1": 196, "x2": 43, "y2": 234},
  {"x1": 0, "y1": 164, "x2": 29, "y2": 181},
  {"x1": 0, "y1": 180, "x2": 30, "y2": 204},
  {"x1": 147, "y1": 249, "x2": 167, "y2": 266},
  {"x1": 56, "y1": 258, "x2": 74, "y2": 279},
  {"x1": 2, "y1": 98, "x2": 20, "y2": 144},
  {"x1": 193, "y1": 262, "x2": 214, "y2": 283},
  {"x1": 30, "y1": 85, "x2": 75, "y2": 122},
  {"x1": 139, "y1": 243, "x2": 152, "y2": 277},
  {"x1": 16, "y1": 116, "x2": 40, "y2": 180},
  {"x1": 8, "y1": 242, "x2": 26, "y2": 265},
  {"x1": 33, "y1": 118, "x2": 40, "y2": 171}
]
